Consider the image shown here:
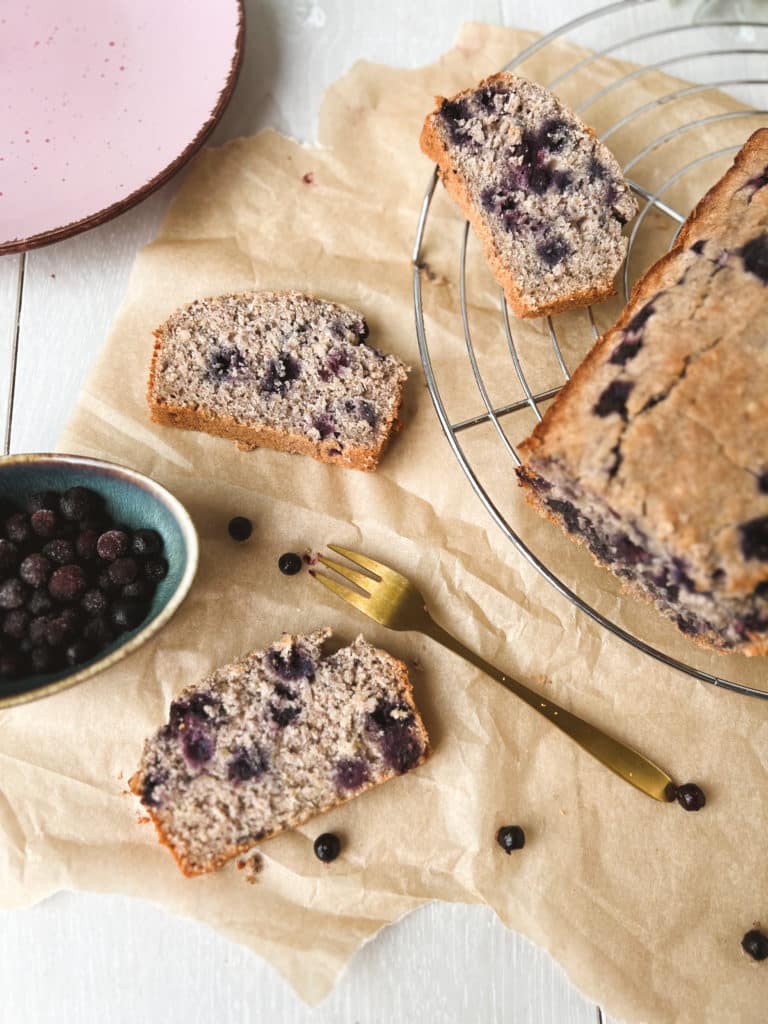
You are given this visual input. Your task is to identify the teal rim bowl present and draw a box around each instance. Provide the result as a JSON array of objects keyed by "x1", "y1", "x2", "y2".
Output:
[{"x1": 0, "y1": 453, "x2": 199, "y2": 709}]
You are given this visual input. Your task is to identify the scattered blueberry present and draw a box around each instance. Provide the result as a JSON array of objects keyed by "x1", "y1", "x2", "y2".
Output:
[
  {"x1": 108, "y1": 557, "x2": 139, "y2": 585},
  {"x1": 278, "y1": 552, "x2": 302, "y2": 576},
  {"x1": 43, "y1": 538, "x2": 75, "y2": 565},
  {"x1": 538, "y1": 119, "x2": 570, "y2": 152},
  {"x1": 2, "y1": 609, "x2": 29, "y2": 641},
  {"x1": 313, "y1": 833, "x2": 341, "y2": 863},
  {"x1": 0, "y1": 579, "x2": 27, "y2": 610},
  {"x1": 675, "y1": 783, "x2": 706, "y2": 811},
  {"x1": 27, "y1": 589, "x2": 53, "y2": 616},
  {"x1": 131, "y1": 529, "x2": 162, "y2": 557},
  {"x1": 228, "y1": 516, "x2": 253, "y2": 542},
  {"x1": 336, "y1": 758, "x2": 370, "y2": 792},
  {"x1": 496, "y1": 825, "x2": 526, "y2": 853},
  {"x1": 143, "y1": 557, "x2": 168, "y2": 582},
  {"x1": 82, "y1": 589, "x2": 109, "y2": 616},
  {"x1": 269, "y1": 702, "x2": 301, "y2": 727},
  {"x1": 110, "y1": 598, "x2": 147, "y2": 631},
  {"x1": 261, "y1": 353, "x2": 301, "y2": 395},
  {"x1": 181, "y1": 725, "x2": 215, "y2": 767},
  {"x1": 266, "y1": 644, "x2": 316, "y2": 681},
  {"x1": 122, "y1": 579, "x2": 151, "y2": 601},
  {"x1": 19, "y1": 554, "x2": 52, "y2": 588},
  {"x1": 30, "y1": 509, "x2": 59, "y2": 538},
  {"x1": 5, "y1": 513, "x2": 32, "y2": 545},
  {"x1": 366, "y1": 698, "x2": 423, "y2": 773},
  {"x1": 537, "y1": 236, "x2": 570, "y2": 268},
  {"x1": 741, "y1": 929, "x2": 768, "y2": 961},
  {"x1": 312, "y1": 414, "x2": 337, "y2": 440},
  {"x1": 207, "y1": 345, "x2": 247, "y2": 383},
  {"x1": 227, "y1": 746, "x2": 266, "y2": 783}
]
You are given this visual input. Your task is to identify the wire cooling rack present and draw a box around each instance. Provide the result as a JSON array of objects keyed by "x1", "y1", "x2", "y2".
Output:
[{"x1": 413, "y1": 0, "x2": 768, "y2": 698}]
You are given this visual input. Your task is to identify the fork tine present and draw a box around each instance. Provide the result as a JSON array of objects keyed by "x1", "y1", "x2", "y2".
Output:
[
  {"x1": 317, "y1": 555, "x2": 372, "y2": 593},
  {"x1": 327, "y1": 544, "x2": 397, "y2": 582},
  {"x1": 313, "y1": 571, "x2": 378, "y2": 621}
]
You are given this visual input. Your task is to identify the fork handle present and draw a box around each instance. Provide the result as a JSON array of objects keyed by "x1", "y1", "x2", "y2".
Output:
[{"x1": 421, "y1": 615, "x2": 675, "y2": 802}]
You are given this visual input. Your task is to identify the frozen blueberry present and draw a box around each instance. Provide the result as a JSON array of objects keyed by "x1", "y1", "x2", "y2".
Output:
[
  {"x1": 266, "y1": 643, "x2": 315, "y2": 681},
  {"x1": 740, "y1": 233, "x2": 768, "y2": 284},
  {"x1": 336, "y1": 758, "x2": 370, "y2": 792},
  {"x1": 313, "y1": 832, "x2": 341, "y2": 863},
  {"x1": 30, "y1": 646, "x2": 54, "y2": 674},
  {"x1": 97, "y1": 569, "x2": 122, "y2": 594},
  {"x1": 496, "y1": 825, "x2": 526, "y2": 853},
  {"x1": 675, "y1": 782, "x2": 706, "y2": 811},
  {"x1": 537, "y1": 236, "x2": 570, "y2": 268},
  {"x1": 131, "y1": 529, "x2": 162, "y2": 557},
  {"x1": 261, "y1": 352, "x2": 301, "y2": 395},
  {"x1": 59, "y1": 487, "x2": 100, "y2": 522},
  {"x1": 26, "y1": 490, "x2": 59, "y2": 514},
  {"x1": 0, "y1": 579, "x2": 27, "y2": 609},
  {"x1": 28, "y1": 616, "x2": 51, "y2": 646},
  {"x1": 2, "y1": 608, "x2": 29, "y2": 641},
  {"x1": 27, "y1": 589, "x2": 53, "y2": 616},
  {"x1": 227, "y1": 746, "x2": 266, "y2": 783},
  {"x1": 122, "y1": 579, "x2": 151, "y2": 601},
  {"x1": 29, "y1": 509, "x2": 59, "y2": 538},
  {"x1": 83, "y1": 614, "x2": 115, "y2": 647},
  {"x1": 64, "y1": 640, "x2": 92, "y2": 667},
  {"x1": 96, "y1": 529, "x2": 129, "y2": 561},
  {"x1": 740, "y1": 517, "x2": 768, "y2": 561},
  {"x1": 0, "y1": 653, "x2": 23, "y2": 679},
  {"x1": 19, "y1": 553, "x2": 53, "y2": 588},
  {"x1": 43, "y1": 538, "x2": 76, "y2": 565},
  {"x1": 143, "y1": 557, "x2": 168, "y2": 582},
  {"x1": 228, "y1": 517, "x2": 252, "y2": 542},
  {"x1": 75, "y1": 528, "x2": 100, "y2": 560},
  {"x1": 593, "y1": 379, "x2": 633, "y2": 419},
  {"x1": 207, "y1": 345, "x2": 247, "y2": 383},
  {"x1": 0, "y1": 539, "x2": 20, "y2": 574},
  {"x1": 108, "y1": 557, "x2": 139, "y2": 585},
  {"x1": 48, "y1": 565, "x2": 87, "y2": 603},
  {"x1": 82, "y1": 589, "x2": 109, "y2": 616},
  {"x1": 741, "y1": 929, "x2": 768, "y2": 961},
  {"x1": 5, "y1": 512, "x2": 32, "y2": 545},
  {"x1": 110, "y1": 598, "x2": 147, "y2": 631},
  {"x1": 278, "y1": 552, "x2": 302, "y2": 576}
]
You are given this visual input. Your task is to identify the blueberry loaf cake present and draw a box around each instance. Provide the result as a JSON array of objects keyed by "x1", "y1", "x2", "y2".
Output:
[
  {"x1": 420, "y1": 72, "x2": 637, "y2": 318},
  {"x1": 517, "y1": 129, "x2": 768, "y2": 654},
  {"x1": 147, "y1": 291, "x2": 408, "y2": 471},
  {"x1": 130, "y1": 629, "x2": 430, "y2": 875}
]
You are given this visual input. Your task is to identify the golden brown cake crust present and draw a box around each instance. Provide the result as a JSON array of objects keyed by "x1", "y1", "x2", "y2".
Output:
[{"x1": 517, "y1": 129, "x2": 768, "y2": 655}]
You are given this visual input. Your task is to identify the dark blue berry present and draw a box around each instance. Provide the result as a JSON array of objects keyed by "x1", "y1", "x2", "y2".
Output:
[
  {"x1": 278, "y1": 552, "x2": 302, "y2": 576},
  {"x1": 108, "y1": 557, "x2": 139, "y2": 585},
  {"x1": 228, "y1": 516, "x2": 252, "y2": 542},
  {"x1": 440, "y1": 97, "x2": 473, "y2": 146},
  {"x1": 60, "y1": 487, "x2": 100, "y2": 522},
  {"x1": 0, "y1": 539, "x2": 19, "y2": 574},
  {"x1": 182, "y1": 726, "x2": 214, "y2": 767},
  {"x1": 690, "y1": 239, "x2": 707, "y2": 255},
  {"x1": 269, "y1": 702, "x2": 301, "y2": 727},
  {"x1": 131, "y1": 529, "x2": 162, "y2": 557},
  {"x1": 43, "y1": 538, "x2": 75, "y2": 565},
  {"x1": 207, "y1": 346, "x2": 247, "y2": 383},
  {"x1": 593, "y1": 379, "x2": 633, "y2": 419},
  {"x1": 675, "y1": 783, "x2": 706, "y2": 811},
  {"x1": 261, "y1": 353, "x2": 301, "y2": 395},
  {"x1": 141, "y1": 772, "x2": 166, "y2": 807},
  {"x1": 82, "y1": 589, "x2": 109, "y2": 616},
  {"x1": 588, "y1": 158, "x2": 608, "y2": 181},
  {"x1": 312, "y1": 414, "x2": 337, "y2": 440},
  {"x1": 0, "y1": 579, "x2": 27, "y2": 609},
  {"x1": 320, "y1": 348, "x2": 351, "y2": 381},
  {"x1": 627, "y1": 303, "x2": 656, "y2": 334},
  {"x1": 227, "y1": 746, "x2": 266, "y2": 783},
  {"x1": 122, "y1": 579, "x2": 151, "y2": 601},
  {"x1": 64, "y1": 639, "x2": 92, "y2": 667},
  {"x1": 26, "y1": 491, "x2": 59, "y2": 514},
  {"x1": 30, "y1": 509, "x2": 59, "y2": 538},
  {"x1": 537, "y1": 236, "x2": 570, "y2": 268},
  {"x1": 26, "y1": 589, "x2": 53, "y2": 616},
  {"x1": 366, "y1": 699, "x2": 422, "y2": 774},
  {"x1": 496, "y1": 825, "x2": 526, "y2": 853},
  {"x1": 0, "y1": 653, "x2": 22, "y2": 678},
  {"x1": 75, "y1": 528, "x2": 100, "y2": 560},
  {"x1": 30, "y1": 646, "x2": 54, "y2": 673},
  {"x1": 5, "y1": 513, "x2": 32, "y2": 545},
  {"x1": 538, "y1": 119, "x2": 570, "y2": 152},
  {"x1": 740, "y1": 233, "x2": 768, "y2": 284},
  {"x1": 266, "y1": 644, "x2": 315, "y2": 681},
  {"x1": 2, "y1": 608, "x2": 29, "y2": 640},
  {"x1": 48, "y1": 564, "x2": 87, "y2": 603},
  {"x1": 545, "y1": 498, "x2": 580, "y2": 534},
  {"x1": 313, "y1": 832, "x2": 341, "y2": 863},
  {"x1": 110, "y1": 598, "x2": 147, "y2": 630},
  {"x1": 609, "y1": 336, "x2": 643, "y2": 366},
  {"x1": 336, "y1": 758, "x2": 369, "y2": 792},
  {"x1": 143, "y1": 557, "x2": 168, "y2": 581},
  {"x1": 19, "y1": 553, "x2": 52, "y2": 588},
  {"x1": 96, "y1": 530, "x2": 129, "y2": 561},
  {"x1": 758, "y1": 471, "x2": 768, "y2": 494},
  {"x1": 742, "y1": 929, "x2": 768, "y2": 961},
  {"x1": 740, "y1": 517, "x2": 768, "y2": 561}
]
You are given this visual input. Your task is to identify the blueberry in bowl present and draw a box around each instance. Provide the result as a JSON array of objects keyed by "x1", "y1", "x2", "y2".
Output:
[{"x1": 0, "y1": 453, "x2": 198, "y2": 708}]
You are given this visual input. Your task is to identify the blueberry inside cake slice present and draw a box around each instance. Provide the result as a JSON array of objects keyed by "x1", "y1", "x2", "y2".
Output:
[
  {"x1": 517, "y1": 130, "x2": 768, "y2": 654},
  {"x1": 130, "y1": 629, "x2": 430, "y2": 876},
  {"x1": 147, "y1": 291, "x2": 408, "y2": 471},
  {"x1": 420, "y1": 72, "x2": 637, "y2": 319}
]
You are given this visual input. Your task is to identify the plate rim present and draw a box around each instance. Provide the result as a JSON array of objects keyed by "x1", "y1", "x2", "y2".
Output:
[{"x1": 0, "y1": 0, "x2": 245, "y2": 256}]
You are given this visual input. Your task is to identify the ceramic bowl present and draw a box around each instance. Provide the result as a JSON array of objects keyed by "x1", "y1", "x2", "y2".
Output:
[{"x1": 0, "y1": 453, "x2": 198, "y2": 709}]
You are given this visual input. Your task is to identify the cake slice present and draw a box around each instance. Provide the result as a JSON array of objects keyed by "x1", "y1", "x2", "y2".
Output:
[
  {"x1": 517, "y1": 130, "x2": 768, "y2": 654},
  {"x1": 420, "y1": 72, "x2": 637, "y2": 318},
  {"x1": 130, "y1": 629, "x2": 430, "y2": 876},
  {"x1": 147, "y1": 291, "x2": 408, "y2": 471}
]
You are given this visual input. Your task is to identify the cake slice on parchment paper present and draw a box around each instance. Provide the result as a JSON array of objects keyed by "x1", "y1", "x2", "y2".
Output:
[
  {"x1": 130, "y1": 629, "x2": 430, "y2": 876},
  {"x1": 420, "y1": 71, "x2": 637, "y2": 319},
  {"x1": 517, "y1": 129, "x2": 768, "y2": 655},
  {"x1": 147, "y1": 291, "x2": 408, "y2": 472}
]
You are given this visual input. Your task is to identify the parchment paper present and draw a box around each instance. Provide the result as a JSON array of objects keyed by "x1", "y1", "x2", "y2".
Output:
[{"x1": 2, "y1": 22, "x2": 767, "y2": 1024}]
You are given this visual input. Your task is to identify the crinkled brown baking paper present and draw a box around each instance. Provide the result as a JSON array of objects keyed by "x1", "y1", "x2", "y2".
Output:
[{"x1": 3, "y1": 22, "x2": 768, "y2": 1023}]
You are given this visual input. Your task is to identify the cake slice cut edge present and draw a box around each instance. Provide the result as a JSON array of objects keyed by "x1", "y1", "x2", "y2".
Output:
[
  {"x1": 420, "y1": 72, "x2": 637, "y2": 319},
  {"x1": 147, "y1": 290, "x2": 409, "y2": 472},
  {"x1": 130, "y1": 628, "x2": 431, "y2": 876},
  {"x1": 516, "y1": 129, "x2": 768, "y2": 655}
]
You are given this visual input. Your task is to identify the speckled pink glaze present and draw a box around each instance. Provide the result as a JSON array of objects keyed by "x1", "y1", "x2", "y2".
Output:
[{"x1": 1, "y1": 0, "x2": 243, "y2": 249}]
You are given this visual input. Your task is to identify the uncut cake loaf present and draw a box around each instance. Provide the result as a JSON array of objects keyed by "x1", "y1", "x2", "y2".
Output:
[
  {"x1": 147, "y1": 291, "x2": 408, "y2": 471},
  {"x1": 420, "y1": 72, "x2": 637, "y2": 318},
  {"x1": 517, "y1": 130, "x2": 768, "y2": 654},
  {"x1": 130, "y1": 629, "x2": 430, "y2": 876}
]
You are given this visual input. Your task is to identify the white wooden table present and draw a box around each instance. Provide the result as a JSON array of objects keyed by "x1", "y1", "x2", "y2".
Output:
[{"x1": 2, "y1": 1, "x2": 719, "y2": 1020}]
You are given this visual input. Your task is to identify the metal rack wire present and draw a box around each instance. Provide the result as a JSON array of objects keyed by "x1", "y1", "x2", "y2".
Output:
[{"x1": 413, "y1": 0, "x2": 768, "y2": 698}]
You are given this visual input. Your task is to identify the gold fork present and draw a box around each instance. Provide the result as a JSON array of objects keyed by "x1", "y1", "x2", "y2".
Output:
[{"x1": 314, "y1": 544, "x2": 676, "y2": 802}]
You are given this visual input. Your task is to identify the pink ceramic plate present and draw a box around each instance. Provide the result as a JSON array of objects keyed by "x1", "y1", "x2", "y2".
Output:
[{"x1": 0, "y1": 0, "x2": 244, "y2": 253}]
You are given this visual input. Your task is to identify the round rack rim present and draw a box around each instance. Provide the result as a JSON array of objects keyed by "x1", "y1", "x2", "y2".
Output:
[{"x1": 412, "y1": 0, "x2": 768, "y2": 699}]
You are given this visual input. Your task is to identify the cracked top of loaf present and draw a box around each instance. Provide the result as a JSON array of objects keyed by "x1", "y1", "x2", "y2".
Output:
[{"x1": 517, "y1": 130, "x2": 768, "y2": 650}]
